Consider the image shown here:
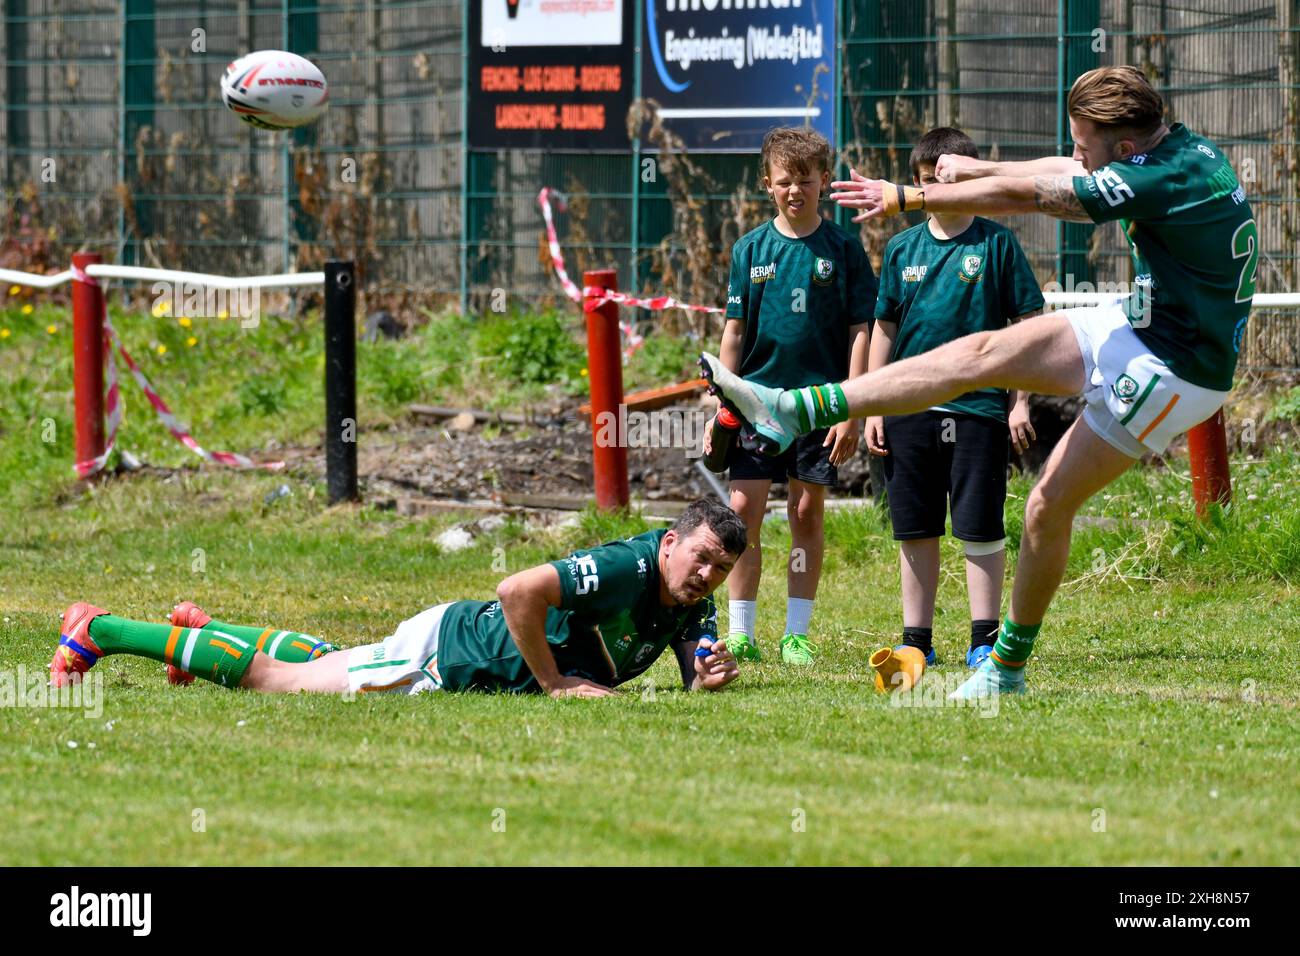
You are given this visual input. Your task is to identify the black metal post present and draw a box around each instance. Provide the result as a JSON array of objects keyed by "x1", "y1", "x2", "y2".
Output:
[{"x1": 324, "y1": 260, "x2": 358, "y2": 503}]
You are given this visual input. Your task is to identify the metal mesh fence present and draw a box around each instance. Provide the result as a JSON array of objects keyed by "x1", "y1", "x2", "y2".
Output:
[{"x1": 1, "y1": 1, "x2": 1297, "y2": 365}]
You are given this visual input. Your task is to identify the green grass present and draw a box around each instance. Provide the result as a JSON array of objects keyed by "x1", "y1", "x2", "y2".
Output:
[{"x1": 2, "y1": 302, "x2": 1298, "y2": 865}]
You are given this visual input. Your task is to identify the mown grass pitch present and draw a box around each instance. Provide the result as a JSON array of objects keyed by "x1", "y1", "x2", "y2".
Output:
[{"x1": 1, "y1": 304, "x2": 1297, "y2": 864}]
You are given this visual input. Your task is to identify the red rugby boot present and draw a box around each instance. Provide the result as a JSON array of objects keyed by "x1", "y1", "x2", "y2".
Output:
[
  {"x1": 50, "y1": 602, "x2": 109, "y2": 687},
  {"x1": 165, "y1": 601, "x2": 212, "y2": 685}
]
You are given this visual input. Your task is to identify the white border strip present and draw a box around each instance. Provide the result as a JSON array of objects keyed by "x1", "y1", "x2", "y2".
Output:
[
  {"x1": 1044, "y1": 291, "x2": 1300, "y2": 308},
  {"x1": 0, "y1": 265, "x2": 323, "y2": 291},
  {"x1": 655, "y1": 107, "x2": 822, "y2": 118}
]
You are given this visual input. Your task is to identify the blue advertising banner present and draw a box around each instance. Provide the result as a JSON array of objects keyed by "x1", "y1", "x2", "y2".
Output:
[{"x1": 640, "y1": 0, "x2": 836, "y2": 152}]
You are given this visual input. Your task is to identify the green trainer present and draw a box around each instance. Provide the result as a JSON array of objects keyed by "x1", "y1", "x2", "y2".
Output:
[
  {"x1": 724, "y1": 632, "x2": 762, "y2": 663},
  {"x1": 780, "y1": 632, "x2": 817, "y2": 666}
]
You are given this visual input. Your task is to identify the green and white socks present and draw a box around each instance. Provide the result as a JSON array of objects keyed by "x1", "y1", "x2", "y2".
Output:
[
  {"x1": 990, "y1": 616, "x2": 1040, "y2": 672},
  {"x1": 783, "y1": 383, "x2": 849, "y2": 433},
  {"x1": 89, "y1": 616, "x2": 255, "y2": 688},
  {"x1": 87, "y1": 615, "x2": 338, "y2": 689}
]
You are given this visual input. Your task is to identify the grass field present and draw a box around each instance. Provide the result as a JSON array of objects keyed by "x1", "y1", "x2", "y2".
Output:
[{"x1": 2, "y1": 301, "x2": 1298, "y2": 865}]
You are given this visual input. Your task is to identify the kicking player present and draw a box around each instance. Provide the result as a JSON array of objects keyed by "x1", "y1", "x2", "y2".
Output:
[
  {"x1": 698, "y1": 66, "x2": 1257, "y2": 697},
  {"x1": 48, "y1": 498, "x2": 747, "y2": 698}
]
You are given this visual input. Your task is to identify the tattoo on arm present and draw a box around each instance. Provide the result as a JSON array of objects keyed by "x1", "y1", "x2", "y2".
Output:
[{"x1": 1033, "y1": 175, "x2": 1092, "y2": 222}]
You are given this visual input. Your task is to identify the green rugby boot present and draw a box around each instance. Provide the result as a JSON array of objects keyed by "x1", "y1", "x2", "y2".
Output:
[
  {"x1": 723, "y1": 632, "x2": 762, "y2": 663},
  {"x1": 780, "y1": 632, "x2": 817, "y2": 666}
]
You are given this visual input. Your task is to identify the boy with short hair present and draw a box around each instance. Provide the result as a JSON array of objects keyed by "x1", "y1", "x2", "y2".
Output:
[
  {"x1": 864, "y1": 126, "x2": 1043, "y2": 667},
  {"x1": 704, "y1": 126, "x2": 877, "y2": 665}
]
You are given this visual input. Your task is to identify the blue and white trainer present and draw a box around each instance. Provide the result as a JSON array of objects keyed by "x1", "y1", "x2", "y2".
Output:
[
  {"x1": 948, "y1": 656, "x2": 1026, "y2": 699},
  {"x1": 698, "y1": 352, "x2": 801, "y2": 456}
]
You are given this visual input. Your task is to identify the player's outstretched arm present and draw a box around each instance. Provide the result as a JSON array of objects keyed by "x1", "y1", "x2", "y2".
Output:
[
  {"x1": 497, "y1": 564, "x2": 619, "y2": 698},
  {"x1": 935, "y1": 153, "x2": 1087, "y2": 183},
  {"x1": 829, "y1": 169, "x2": 1092, "y2": 224}
]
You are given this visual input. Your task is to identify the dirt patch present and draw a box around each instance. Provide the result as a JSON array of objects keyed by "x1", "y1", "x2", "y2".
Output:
[{"x1": 277, "y1": 402, "x2": 876, "y2": 504}]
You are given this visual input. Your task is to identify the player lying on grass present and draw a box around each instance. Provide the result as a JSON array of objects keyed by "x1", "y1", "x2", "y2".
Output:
[
  {"x1": 699, "y1": 66, "x2": 1257, "y2": 699},
  {"x1": 48, "y1": 498, "x2": 747, "y2": 698}
]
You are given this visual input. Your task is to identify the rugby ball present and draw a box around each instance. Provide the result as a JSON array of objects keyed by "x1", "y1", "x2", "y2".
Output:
[{"x1": 221, "y1": 50, "x2": 328, "y2": 130}]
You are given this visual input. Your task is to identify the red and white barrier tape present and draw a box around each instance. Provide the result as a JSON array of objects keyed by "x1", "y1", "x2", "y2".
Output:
[
  {"x1": 537, "y1": 187, "x2": 727, "y2": 358},
  {"x1": 71, "y1": 264, "x2": 285, "y2": 477}
]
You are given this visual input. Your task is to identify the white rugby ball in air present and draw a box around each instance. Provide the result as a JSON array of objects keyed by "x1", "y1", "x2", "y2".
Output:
[{"x1": 221, "y1": 50, "x2": 328, "y2": 130}]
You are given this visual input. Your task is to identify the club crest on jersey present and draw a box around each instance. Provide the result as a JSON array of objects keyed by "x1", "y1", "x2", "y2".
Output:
[
  {"x1": 812, "y1": 257, "x2": 834, "y2": 284},
  {"x1": 1113, "y1": 373, "x2": 1140, "y2": 403},
  {"x1": 958, "y1": 254, "x2": 983, "y2": 283}
]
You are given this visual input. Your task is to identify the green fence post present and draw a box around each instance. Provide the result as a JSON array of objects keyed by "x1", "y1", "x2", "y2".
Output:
[
  {"x1": 1062, "y1": 0, "x2": 1099, "y2": 290},
  {"x1": 459, "y1": 0, "x2": 469, "y2": 315},
  {"x1": 630, "y1": 0, "x2": 643, "y2": 293},
  {"x1": 287, "y1": 0, "x2": 319, "y2": 271},
  {"x1": 123, "y1": 0, "x2": 156, "y2": 266}
]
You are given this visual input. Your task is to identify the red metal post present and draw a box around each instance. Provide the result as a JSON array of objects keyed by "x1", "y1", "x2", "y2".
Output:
[
  {"x1": 71, "y1": 252, "x2": 105, "y2": 477},
  {"x1": 1187, "y1": 411, "x2": 1232, "y2": 516},
  {"x1": 583, "y1": 269, "x2": 629, "y2": 510}
]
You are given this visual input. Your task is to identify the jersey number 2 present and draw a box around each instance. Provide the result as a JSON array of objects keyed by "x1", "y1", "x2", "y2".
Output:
[{"x1": 1232, "y1": 219, "x2": 1258, "y2": 304}]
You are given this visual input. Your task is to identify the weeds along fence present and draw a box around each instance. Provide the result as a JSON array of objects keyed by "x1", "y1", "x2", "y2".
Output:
[{"x1": 1, "y1": 1, "x2": 1298, "y2": 368}]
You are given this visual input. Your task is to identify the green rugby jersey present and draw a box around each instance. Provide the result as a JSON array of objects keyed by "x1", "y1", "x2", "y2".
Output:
[
  {"x1": 725, "y1": 217, "x2": 878, "y2": 387},
  {"x1": 435, "y1": 529, "x2": 716, "y2": 692},
  {"x1": 875, "y1": 217, "x2": 1044, "y2": 421},
  {"x1": 1072, "y1": 123, "x2": 1256, "y2": 391}
]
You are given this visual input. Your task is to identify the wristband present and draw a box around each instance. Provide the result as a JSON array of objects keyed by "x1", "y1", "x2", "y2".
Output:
[{"x1": 881, "y1": 183, "x2": 927, "y2": 216}]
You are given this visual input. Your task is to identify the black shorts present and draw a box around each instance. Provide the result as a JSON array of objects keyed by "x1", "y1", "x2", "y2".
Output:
[
  {"x1": 881, "y1": 411, "x2": 1007, "y2": 541},
  {"x1": 729, "y1": 427, "x2": 836, "y2": 486}
]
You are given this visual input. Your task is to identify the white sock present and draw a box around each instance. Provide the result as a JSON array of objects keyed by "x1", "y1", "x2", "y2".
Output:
[
  {"x1": 728, "y1": 600, "x2": 756, "y2": 638},
  {"x1": 786, "y1": 597, "x2": 815, "y2": 635}
]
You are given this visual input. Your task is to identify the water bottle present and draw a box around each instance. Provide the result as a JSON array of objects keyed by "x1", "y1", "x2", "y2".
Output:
[{"x1": 702, "y1": 408, "x2": 741, "y2": 473}]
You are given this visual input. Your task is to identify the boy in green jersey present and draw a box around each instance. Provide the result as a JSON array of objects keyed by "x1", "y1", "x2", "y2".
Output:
[
  {"x1": 700, "y1": 67, "x2": 1256, "y2": 697},
  {"x1": 866, "y1": 127, "x2": 1045, "y2": 669},
  {"x1": 49, "y1": 499, "x2": 746, "y2": 698},
  {"x1": 703, "y1": 126, "x2": 877, "y2": 666}
]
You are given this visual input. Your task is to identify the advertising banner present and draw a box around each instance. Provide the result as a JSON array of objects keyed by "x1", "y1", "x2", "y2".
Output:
[
  {"x1": 640, "y1": 0, "x2": 836, "y2": 151},
  {"x1": 469, "y1": 0, "x2": 635, "y2": 149}
]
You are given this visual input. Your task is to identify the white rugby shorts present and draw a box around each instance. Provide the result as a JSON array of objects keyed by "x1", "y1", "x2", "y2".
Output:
[
  {"x1": 1063, "y1": 304, "x2": 1229, "y2": 457},
  {"x1": 345, "y1": 603, "x2": 451, "y2": 695}
]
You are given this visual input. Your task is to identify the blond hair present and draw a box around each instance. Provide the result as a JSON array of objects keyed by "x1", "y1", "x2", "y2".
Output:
[
  {"x1": 1067, "y1": 66, "x2": 1164, "y2": 133},
  {"x1": 760, "y1": 127, "x2": 832, "y2": 180}
]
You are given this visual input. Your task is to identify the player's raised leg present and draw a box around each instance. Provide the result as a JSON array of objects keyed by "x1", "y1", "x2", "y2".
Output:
[
  {"x1": 950, "y1": 417, "x2": 1136, "y2": 698},
  {"x1": 701, "y1": 314, "x2": 1086, "y2": 454}
]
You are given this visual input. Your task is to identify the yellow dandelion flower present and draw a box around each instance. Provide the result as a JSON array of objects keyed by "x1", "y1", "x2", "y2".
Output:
[
  {"x1": 45, "y1": 322, "x2": 56, "y2": 333},
  {"x1": 7, "y1": 285, "x2": 20, "y2": 296},
  {"x1": 178, "y1": 316, "x2": 192, "y2": 328},
  {"x1": 152, "y1": 301, "x2": 171, "y2": 318},
  {"x1": 186, "y1": 336, "x2": 197, "y2": 347},
  {"x1": 580, "y1": 367, "x2": 589, "y2": 377},
  {"x1": 23, "y1": 304, "x2": 35, "y2": 315},
  {"x1": 156, "y1": 344, "x2": 167, "y2": 355},
  {"x1": 218, "y1": 309, "x2": 229, "y2": 320},
  {"x1": 0, "y1": 328, "x2": 10, "y2": 339}
]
